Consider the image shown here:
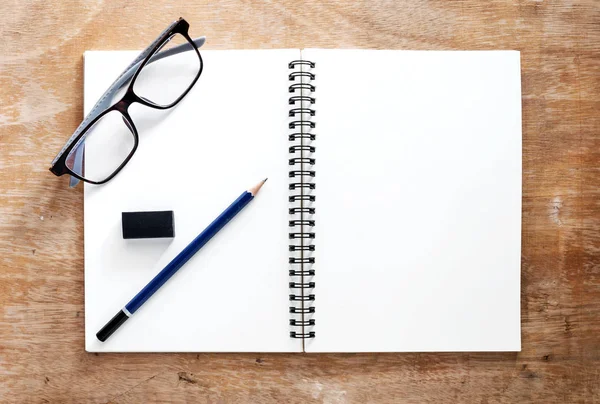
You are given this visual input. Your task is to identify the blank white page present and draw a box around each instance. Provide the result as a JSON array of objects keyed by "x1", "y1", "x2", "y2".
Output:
[
  {"x1": 84, "y1": 49, "x2": 301, "y2": 352},
  {"x1": 304, "y1": 50, "x2": 522, "y2": 352}
]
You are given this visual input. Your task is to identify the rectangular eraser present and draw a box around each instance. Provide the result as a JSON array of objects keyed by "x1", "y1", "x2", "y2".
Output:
[{"x1": 122, "y1": 211, "x2": 175, "y2": 239}]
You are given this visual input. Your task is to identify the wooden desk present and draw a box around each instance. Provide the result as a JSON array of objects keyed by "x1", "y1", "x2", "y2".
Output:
[{"x1": 1, "y1": 1, "x2": 598, "y2": 402}]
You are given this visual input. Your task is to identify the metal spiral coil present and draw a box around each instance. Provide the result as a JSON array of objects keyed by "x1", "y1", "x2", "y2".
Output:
[
  {"x1": 289, "y1": 133, "x2": 316, "y2": 141},
  {"x1": 288, "y1": 232, "x2": 315, "y2": 240},
  {"x1": 289, "y1": 294, "x2": 316, "y2": 302},
  {"x1": 289, "y1": 282, "x2": 316, "y2": 288},
  {"x1": 289, "y1": 245, "x2": 315, "y2": 252},
  {"x1": 289, "y1": 60, "x2": 315, "y2": 69},
  {"x1": 289, "y1": 145, "x2": 316, "y2": 153},
  {"x1": 289, "y1": 157, "x2": 315, "y2": 166},
  {"x1": 289, "y1": 183, "x2": 316, "y2": 191},
  {"x1": 289, "y1": 207, "x2": 315, "y2": 214},
  {"x1": 289, "y1": 95, "x2": 315, "y2": 105},
  {"x1": 289, "y1": 257, "x2": 315, "y2": 264},
  {"x1": 290, "y1": 307, "x2": 316, "y2": 314},
  {"x1": 289, "y1": 269, "x2": 316, "y2": 276},
  {"x1": 288, "y1": 59, "x2": 316, "y2": 341},
  {"x1": 290, "y1": 319, "x2": 316, "y2": 326},
  {"x1": 290, "y1": 331, "x2": 316, "y2": 339},
  {"x1": 289, "y1": 220, "x2": 316, "y2": 227},
  {"x1": 289, "y1": 108, "x2": 315, "y2": 117},
  {"x1": 289, "y1": 195, "x2": 315, "y2": 202}
]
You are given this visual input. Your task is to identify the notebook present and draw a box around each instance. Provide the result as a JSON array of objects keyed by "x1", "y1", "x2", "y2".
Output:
[{"x1": 83, "y1": 48, "x2": 522, "y2": 352}]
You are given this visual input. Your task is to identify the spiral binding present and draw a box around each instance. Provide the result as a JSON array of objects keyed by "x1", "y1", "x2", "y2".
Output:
[{"x1": 288, "y1": 58, "x2": 316, "y2": 341}]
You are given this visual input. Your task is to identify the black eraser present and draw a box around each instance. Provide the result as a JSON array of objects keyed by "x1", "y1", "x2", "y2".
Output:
[{"x1": 122, "y1": 211, "x2": 175, "y2": 239}]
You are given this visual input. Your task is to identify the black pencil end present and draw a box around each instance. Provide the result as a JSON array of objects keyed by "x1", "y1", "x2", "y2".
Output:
[{"x1": 96, "y1": 310, "x2": 130, "y2": 342}]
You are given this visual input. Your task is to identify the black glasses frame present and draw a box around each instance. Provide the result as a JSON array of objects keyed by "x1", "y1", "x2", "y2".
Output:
[{"x1": 50, "y1": 18, "x2": 203, "y2": 185}]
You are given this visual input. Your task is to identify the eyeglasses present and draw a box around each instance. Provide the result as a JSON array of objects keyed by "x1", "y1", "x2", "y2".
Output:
[{"x1": 49, "y1": 18, "x2": 204, "y2": 187}]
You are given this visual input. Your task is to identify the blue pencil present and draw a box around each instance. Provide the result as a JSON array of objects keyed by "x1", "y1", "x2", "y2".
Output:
[{"x1": 96, "y1": 178, "x2": 268, "y2": 342}]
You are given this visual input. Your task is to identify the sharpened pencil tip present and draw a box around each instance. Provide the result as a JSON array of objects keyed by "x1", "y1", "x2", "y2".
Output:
[{"x1": 249, "y1": 178, "x2": 268, "y2": 196}]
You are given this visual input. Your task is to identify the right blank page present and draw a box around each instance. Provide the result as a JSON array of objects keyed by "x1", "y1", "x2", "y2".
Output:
[{"x1": 305, "y1": 49, "x2": 522, "y2": 352}]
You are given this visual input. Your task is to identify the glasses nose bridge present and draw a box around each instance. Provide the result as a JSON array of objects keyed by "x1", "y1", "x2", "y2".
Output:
[{"x1": 114, "y1": 88, "x2": 138, "y2": 114}]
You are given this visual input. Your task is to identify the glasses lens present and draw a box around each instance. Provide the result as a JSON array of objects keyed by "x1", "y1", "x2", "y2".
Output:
[
  {"x1": 133, "y1": 33, "x2": 201, "y2": 107},
  {"x1": 65, "y1": 110, "x2": 135, "y2": 183}
]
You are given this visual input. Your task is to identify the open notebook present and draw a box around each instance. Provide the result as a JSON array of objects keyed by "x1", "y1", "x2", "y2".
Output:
[{"x1": 84, "y1": 49, "x2": 522, "y2": 352}]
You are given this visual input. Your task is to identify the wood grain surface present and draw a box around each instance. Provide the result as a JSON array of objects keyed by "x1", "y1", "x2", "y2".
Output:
[{"x1": 1, "y1": 1, "x2": 599, "y2": 402}]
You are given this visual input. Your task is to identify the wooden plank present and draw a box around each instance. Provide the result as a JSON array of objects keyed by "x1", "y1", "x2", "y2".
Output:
[{"x1": 0, "y1": 0, "x2": 598, "y2": 402}]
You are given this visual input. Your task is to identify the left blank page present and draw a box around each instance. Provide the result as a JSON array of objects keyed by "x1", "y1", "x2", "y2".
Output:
[{"x1": 84, "y1": 49, "x2": 300, "y2": 352}]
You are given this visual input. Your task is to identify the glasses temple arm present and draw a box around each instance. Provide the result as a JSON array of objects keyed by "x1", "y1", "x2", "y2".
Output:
[{"x1": 67, "y1": 36, "x2": 206, "y2": 187}]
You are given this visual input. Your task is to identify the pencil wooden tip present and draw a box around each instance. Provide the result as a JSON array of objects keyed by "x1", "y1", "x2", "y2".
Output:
[{"x1": 249, "y1": 178, "x2": 268, "y2": 196}]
